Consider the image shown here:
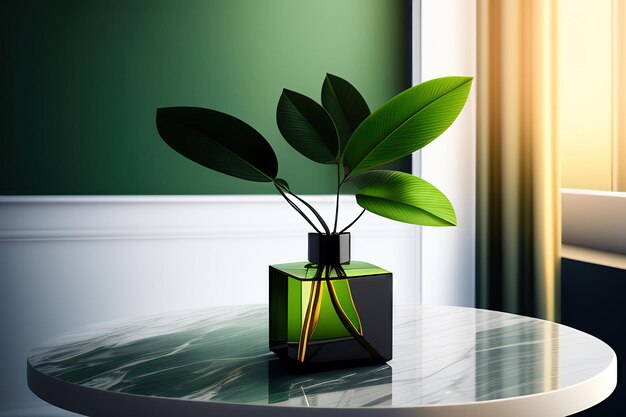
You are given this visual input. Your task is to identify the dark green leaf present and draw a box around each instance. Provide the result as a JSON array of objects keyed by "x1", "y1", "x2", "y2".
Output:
[
  {"x1": 343, "y1": 76, "x2": 473, "y2": 179},
  {"x1": 276, "y1": 89, "x2": 338, "y2": 164},
  {"x1": 353, "y1": 170, "x2": 456, "y2": 226},
  {"x1": 321, "y1": 73, "x2": 370, "y2": 155},
  {"x1": 156, "y1": 107, "x2": 277, "y2": 182}
]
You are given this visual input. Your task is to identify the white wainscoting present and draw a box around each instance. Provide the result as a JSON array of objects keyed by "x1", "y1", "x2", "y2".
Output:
[{"x1": 0, "y1": 195, "x2": 419, "y2": 413}]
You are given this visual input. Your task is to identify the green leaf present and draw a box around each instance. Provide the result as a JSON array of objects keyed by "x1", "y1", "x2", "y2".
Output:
[
  {"x1": 276, "y1": 89, "x2": 339, "y2": 164},
  {"x1": 353, "y1": 170, "x2": 456, "y2": 226},
  {"x1": 321, "y1": 73, "x2": 370, "y2": 155},
  {"x1": 156, "y1": 107, "x2": 278, "y2": 182},
  {"x1": 343, "y1": 76, "x2": 473, "y2": 179}
]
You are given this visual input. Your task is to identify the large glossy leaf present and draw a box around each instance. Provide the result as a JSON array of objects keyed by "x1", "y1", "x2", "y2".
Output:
[
  {"x1": 321, "y1": 73, "x2": 370, "y2": 155},
  {"x1": 353, "y1": 170, "x2": 456, "y2": 226},
  {"x1": 276, "y1": 89, "x2": 338, "y2": 164},
  {"x1": 156, "y1": 107, "x2": 277, "y2": 182},
  {"x1": 343, "y1": 76, "x2": 473, "y2": 179}
]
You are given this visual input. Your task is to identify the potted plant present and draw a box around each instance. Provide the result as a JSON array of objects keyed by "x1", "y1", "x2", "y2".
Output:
[{"x1": 156, "y1": 74, "x2": 472, "y2": 367}]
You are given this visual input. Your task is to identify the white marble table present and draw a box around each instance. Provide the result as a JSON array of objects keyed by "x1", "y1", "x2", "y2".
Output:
[{"x1": 27, "y1": 305, "x2": 617, "y2": 416}]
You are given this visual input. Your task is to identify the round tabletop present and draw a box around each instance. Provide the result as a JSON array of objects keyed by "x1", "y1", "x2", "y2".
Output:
[{"x1": 27, "y1": 305, "x2": 616, "y2": 417}]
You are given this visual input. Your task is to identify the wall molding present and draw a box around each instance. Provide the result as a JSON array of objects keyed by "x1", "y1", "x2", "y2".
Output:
[{"x1": 0, "y1": 195, "x2": 414, "y2": 242}]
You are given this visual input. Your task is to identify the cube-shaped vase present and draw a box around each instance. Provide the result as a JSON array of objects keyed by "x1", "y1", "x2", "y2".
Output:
[{"x1": 269, "y1": 261, "x2": 392, "y2": 366}]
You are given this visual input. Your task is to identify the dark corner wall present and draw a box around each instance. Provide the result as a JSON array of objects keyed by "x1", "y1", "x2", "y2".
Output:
[
  {"x1": 0, "y1": 0, "x2": 410, "y2": 195},
  {"x1": 562, "y1": 259, "x2": 626, "y2": 416}
]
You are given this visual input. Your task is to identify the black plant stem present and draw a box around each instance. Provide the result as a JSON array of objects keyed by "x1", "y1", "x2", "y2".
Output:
[
  {"x1": 287, "y1": 191, "x2": 331, "y2": 235},
  {"x1": 275, "y1": 185, "x2": 322, "y2": 234},
  {"x1": 339, "y1": 209, "x2": 365, "y2": 234},
  {"x1": 333, "y1": 163, "x2": 341, "y2": 234}
]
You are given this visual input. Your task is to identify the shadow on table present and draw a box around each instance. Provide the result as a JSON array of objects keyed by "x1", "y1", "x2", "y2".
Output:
[{"x1": 267, "y1": 359, "x2": 392, "y2": 406}]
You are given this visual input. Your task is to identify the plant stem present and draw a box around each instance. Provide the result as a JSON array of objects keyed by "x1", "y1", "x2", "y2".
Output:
[
  {"x1": 275, "y1": 185, "x2": 322, "y2": 234},
  {"x1": 339, "y1": 209, "x2": 366, "y2": 233},
  {"x1": 297, "y1": 266, "x2": 325, "y2": 362},
  {"x1": 327, "y1": 266, "x2": 384, "y2": 360},
  {"x1": 333, "y1": 163, "x2": 341, "y2": 234},
  {"x1": 287, "y1": 191, "x2": 331, "y2": 235}
]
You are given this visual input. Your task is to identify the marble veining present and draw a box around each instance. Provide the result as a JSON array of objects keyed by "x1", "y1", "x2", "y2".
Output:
[{"x1": 28, "y1": 305, "x2": 615, "y2": 408}]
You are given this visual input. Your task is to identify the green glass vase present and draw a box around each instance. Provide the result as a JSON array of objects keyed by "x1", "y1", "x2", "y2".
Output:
[{"x1": 269, "y1": 233, "x2": 392, "y2": 367}]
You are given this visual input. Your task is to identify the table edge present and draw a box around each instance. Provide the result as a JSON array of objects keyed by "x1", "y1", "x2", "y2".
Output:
[{"x1": 27, "y1": 350, "x2": 617, "y2": 417}]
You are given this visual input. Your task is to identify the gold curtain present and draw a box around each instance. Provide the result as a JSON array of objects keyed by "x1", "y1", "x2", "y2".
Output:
[
  {"x1": 476, "y1": 0, "x2": 561, "y2": 321},
  {"x1": 613, "y1": 0, "x2": 626, "y2": 191}
]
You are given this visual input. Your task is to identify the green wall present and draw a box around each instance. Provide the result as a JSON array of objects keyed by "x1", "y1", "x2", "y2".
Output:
[{"x1": 1, "y1": 0, "x2": 409, "y2": 195}]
